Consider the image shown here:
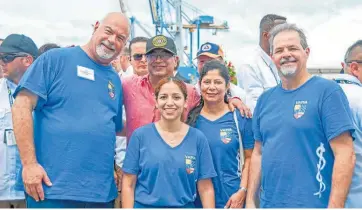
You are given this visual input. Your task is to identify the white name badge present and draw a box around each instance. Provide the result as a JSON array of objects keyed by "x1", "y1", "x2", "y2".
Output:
[
  {"x1": 4, "y1": 129, "x2": 16, "y2": 146},
  {"x1": 77, "y1": 66, "x2": 95, "y2": 81}
]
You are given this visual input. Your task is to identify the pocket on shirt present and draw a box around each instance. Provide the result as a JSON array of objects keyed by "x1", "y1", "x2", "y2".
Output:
[
  {"x1": 0, "y1": 175, "x2": 8, "y2": 191},
  {"x1": 0, "y1": 108, "x2": 12, "y2": 129}
]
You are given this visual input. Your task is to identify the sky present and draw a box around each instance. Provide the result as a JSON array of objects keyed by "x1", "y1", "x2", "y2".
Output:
[{"x1": 0, "y1": 0, "x2": 361, "y2": 68}]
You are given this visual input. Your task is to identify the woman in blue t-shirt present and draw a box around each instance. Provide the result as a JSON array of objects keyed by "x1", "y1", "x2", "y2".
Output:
[
  {"x1": 186, "y1": 60, "x2": 255, "y2": 208},
  {"x1": 122, "y1": 77, "x2": 217, "y2": 208}
]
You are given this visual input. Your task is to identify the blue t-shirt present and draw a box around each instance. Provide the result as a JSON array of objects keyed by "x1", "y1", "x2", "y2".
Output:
[
  {"x1": 122, "y1": 123, "x2": 217, "y2": 207},
  {"x1": 13, "y1": 46, "x2": 123, "y2": 202},
  {"x1": 195, "y1": 110, "x2": 254, "y2": 208},
  {"x1": 253, "y1": 76, "x2": 355, "y2": 208}
]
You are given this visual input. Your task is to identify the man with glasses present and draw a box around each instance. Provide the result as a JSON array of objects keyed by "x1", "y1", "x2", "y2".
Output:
[
  {"x1": 0, "y1": 33, "x2": 38, "y2": 208},
  {"x1": 128, "y1": 36, "x2": 148, "y2": 76},
  {"x1": 121, "y1": 35, "x2": 196, "y2": 143},
  {"x1": 324, "y1": 40, "x2": 362, "y2": 208}
]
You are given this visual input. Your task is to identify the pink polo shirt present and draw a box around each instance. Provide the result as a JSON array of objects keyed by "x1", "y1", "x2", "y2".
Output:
[{"x1": 122, "y1": 74, "x2": 200, "y2": 142}]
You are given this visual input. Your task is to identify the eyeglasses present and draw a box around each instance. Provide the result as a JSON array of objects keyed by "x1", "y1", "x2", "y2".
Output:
[
  {"x1": 0, "y1": 53, "x2": 29, "y2": 64},
  {"x1": 146, "y1": 53, "x2": 174, "y2": 61},
  {"x1": 345, "y1": 60, "x2": 362, "y2": 64},
  {"x1": 131, "y1": 53, "x2": 146, "y2": 61}
]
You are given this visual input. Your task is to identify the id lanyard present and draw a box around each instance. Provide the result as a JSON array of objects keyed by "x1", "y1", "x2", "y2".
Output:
[
  {"x1": 335, "y1": 79, "x2": 362, "y2": 87},
  {"x1": 6, "y1": 82, "x2": 14, "y2": 107}
]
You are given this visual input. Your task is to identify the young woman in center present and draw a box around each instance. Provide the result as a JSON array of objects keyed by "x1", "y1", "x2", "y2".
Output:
[
  {"x1": 121, "y1": 77, "x2": 217, "y2": 208},
  {"x1": 187, "y1": 60, "x2": 255, "y2": 208}
]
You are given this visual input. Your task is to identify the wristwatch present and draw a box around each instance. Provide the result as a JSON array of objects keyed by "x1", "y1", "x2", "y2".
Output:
[{"x1": 239, "y1": 186, "x2": 247, "y2": 192}]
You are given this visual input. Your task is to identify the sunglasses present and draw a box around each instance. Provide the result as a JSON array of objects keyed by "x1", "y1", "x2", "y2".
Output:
[
  {"x1": 146, "y1": 53, "x2": 174, "y2": 61},
  {"x1": 345, "y1": 60, "x2": 362, "y2": 64},
  {"x1": 0, "y1": 53, "x2": 29, "y2": 64},
  {"x1": 131, "y1": 54, "x2": 146, "y2": 61}
]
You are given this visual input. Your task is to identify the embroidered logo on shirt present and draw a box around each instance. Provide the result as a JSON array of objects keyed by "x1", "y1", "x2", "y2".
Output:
[
  {"x1": 220, "y1": 128, "x2": 232, "y2": 144},
  {"x1": 185, "y1": 155, "x2": 196, "y2": 174},
  {"x1": 294, "y1": 100, "x2": 307, "y2": 119},
  {"x1": 108, "y1": 81, "x2": 115, "y2": 99},
  {"x1": 314, "y1": 143, "x2": 326, "y2": 198}
]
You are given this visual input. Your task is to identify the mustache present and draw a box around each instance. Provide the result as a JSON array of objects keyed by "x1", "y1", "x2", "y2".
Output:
[
  {"x1": 280, "y1": 57, "x2": 297, "y2": 65},
  {"x1": 101, "y1": 41, "x2": 115, "y2": 50}
]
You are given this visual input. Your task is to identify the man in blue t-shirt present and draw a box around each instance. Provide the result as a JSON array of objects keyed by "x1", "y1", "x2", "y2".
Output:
[
  {"x1": 246, "y1": 23, "x2": 356, "y2": 208},
  {"x1": 11, "y1": 12, "x2": 129, "y2": 208}
]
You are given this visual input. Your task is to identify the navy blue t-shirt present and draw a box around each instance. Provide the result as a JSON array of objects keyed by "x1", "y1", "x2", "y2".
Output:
[
  {"x1": 195, "y1": 110, "x2": 254, "y2": 208},
  {"x1": 122, "y1": 123, "x2": 217, "y2": 207},
  {"x1": 253, "y1": 76, "x2": 354, "y2": 208},
  {"x1": 14, "y1": 46, "x2": 123, "y2": 202}
]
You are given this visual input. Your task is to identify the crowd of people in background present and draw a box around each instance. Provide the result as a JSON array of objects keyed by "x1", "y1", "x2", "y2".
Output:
[{"x1": 0, "y1": 11, "x2": 361, "y2": 209}]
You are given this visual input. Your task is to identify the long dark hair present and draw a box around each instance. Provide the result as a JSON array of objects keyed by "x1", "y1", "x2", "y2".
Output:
[{"x1": 186, "y1": 60, "x2": 230, "y2": 126}]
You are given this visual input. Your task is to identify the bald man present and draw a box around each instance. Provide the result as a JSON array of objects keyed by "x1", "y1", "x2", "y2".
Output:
[{"x1": 11, "y1": 12, "x2": 129, "y2": 208}]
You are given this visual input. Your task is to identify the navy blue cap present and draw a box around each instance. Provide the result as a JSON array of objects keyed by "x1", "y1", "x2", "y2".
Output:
[
  {"x1": 0, "y1": 34, "x2": 39, "y2": 58},
  {"x1": 196, "y1": 42, "x2": 224, "y2": 59}
]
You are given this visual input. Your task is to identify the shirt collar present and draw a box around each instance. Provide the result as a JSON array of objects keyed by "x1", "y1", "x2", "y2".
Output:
[
  {"x1": 257, "y1": 46, "x2": 274, "y2": 67},
  {"x1": 5, "y1": 79, "x2": 18, "y2": 94},
  {"x1": 333, "y1": 74, "x2": 362, "y2": 86}
]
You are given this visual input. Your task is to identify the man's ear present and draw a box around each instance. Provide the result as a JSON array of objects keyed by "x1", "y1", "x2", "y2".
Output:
[{"x1": 93, "y1": 21, "x2": 100, "y2": 34}]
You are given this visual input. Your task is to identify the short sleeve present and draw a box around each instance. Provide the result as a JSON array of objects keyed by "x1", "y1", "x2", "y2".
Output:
[
  {"x1": 13, "y1": 52, "x2": 54, "y2": 110},
  {"x1": 122, "y1": 131, "x2": 141, "y2": 175},
  {"x1": 230, "y1": 84, "x2": 247, "y2": 104},
  {"x1": 197, "y1": 132, "x2": 217, "y2": 180},
  {"x1": 115, "y1": 81, "x2": 124, "y2": 132},
  {"x1": 187, "y1": 85, "x2": 201, "y2": 111},
  {"x1": 239, "y1": 116, "x2": 255, "y2": 149},
  {"x1": 237, "y1": 64, "x2": 264, "y2": 113},
  {"x1": 321, "y1": 87, "x2": 355, "y2": 142},
  {"x1": 252, "y1": 96, "x2": 263, "y2": 142}
]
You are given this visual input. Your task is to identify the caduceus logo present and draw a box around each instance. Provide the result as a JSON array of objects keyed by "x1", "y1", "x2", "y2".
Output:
[{"x1": 314, "y1": 143, "x2": 326, "y2": 198}]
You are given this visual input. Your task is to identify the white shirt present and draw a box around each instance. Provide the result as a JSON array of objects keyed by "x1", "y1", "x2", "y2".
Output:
[
  {"x1": 321, "y1": 74, "x2": 362, "y2": 208},
  {"x1": 118, "y1": 65, "x2": 134, "y2": 77},
  {"x1": 330, "y1": 75, "x2": 362, "y2": 208},
  {"x1": 0, "y1": 78, "x2": 24, "y2": 200},
  {"x1": 236, "y1": 46, "x2": 280, "y2": 113}
]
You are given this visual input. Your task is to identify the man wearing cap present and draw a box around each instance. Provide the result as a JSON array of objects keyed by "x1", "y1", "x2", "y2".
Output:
[
  {"x1": 194, "y1": 42, "x2": 248, "y2": 103},
  {"x1": 11, "y1": 12, "x2": 129, "y2": 208},
  {"x1": 237, "y1": 14, "x2": 287, "y2": 113},
  {"x1": 0, "y1": 34, "x2": 38, "y2": 208}
]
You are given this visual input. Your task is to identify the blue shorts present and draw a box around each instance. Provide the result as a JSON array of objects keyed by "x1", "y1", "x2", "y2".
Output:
[{"x1": 26, "y1": 195, "x2": 114, "y2": 208}]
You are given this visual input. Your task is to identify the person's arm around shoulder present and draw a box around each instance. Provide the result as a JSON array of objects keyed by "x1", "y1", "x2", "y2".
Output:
[{"x1": 12, "y1": 89, "x2": 52, "y2": 202}]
